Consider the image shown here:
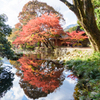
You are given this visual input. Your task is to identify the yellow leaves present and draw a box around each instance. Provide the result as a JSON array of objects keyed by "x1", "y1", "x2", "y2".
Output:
[{"x1": 28, "y1": 65, "x2": 32, "y2": 68}]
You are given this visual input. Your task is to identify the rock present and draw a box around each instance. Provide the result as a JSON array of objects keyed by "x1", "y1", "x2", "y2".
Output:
[{"x1": 66, "y1": 52, "x2": 70, "y2": 55}]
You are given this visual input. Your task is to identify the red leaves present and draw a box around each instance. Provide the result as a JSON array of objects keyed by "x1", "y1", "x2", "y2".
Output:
[
  {"x1": 67, "y1": 31, "x2": 88, "y2": 41},
  {"x1": 63, "y1": 31, "x2": 88, "y2": 46},
  {"x1": 13, "y1": 13, "x2": 64, "y2": 46},
  {"x1": 15, "y1": 23, "x2": 22, "y2": 29},
  {"x1": 18, "y1": 54, "x2": 64, "y2": 93},
  {"x1": 67, "y1": 74, "x2": 77, "y2": 80}
]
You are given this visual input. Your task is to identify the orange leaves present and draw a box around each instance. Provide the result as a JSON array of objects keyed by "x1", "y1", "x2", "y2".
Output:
[
  {"x1": 15, "y1": 23, "x2": 22, "y2": 29},
  {"x1": 62, "y1": 31, "x2": 88, "y2": 46},
  {"x1": 67, "y1": 31, "x2": 88, "y2": 41},
  {"x1": 67, "y1": 74, "x2": 77, "y2": 80},
  {"x1": 18, "y1": 54, "x2": 64, "y2": 93},
  {"x1": 13, "y1": 13, "x2": 64, "y2": 46}
]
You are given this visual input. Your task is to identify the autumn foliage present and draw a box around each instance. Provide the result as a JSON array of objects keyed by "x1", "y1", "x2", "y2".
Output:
[
  {"x1": 62, "y1": 31, "x2": 88, "y2": 46},
  {"x1": 67, "y1": 31, "x2": 88, "y2": 41},
  {"x1": 8, "y1": 23, "x2": 22, "y2": 43},
  {"x1": 13, "y1": 13, "x2": 64, "y2": 48},
  {"x1": 18, "y1": 54, "x2": 64, "y2": 93},
  {"x1": 67, "y1": 74, "x2": 77, "y2": 80},
  {"x1": 18, "y1": 0, "x2": 64, "y2": 25}
]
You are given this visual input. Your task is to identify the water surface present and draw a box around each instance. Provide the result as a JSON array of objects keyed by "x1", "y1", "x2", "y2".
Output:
[{"x1": 0, "y1": 54, "x2": 76, "y2": 100}]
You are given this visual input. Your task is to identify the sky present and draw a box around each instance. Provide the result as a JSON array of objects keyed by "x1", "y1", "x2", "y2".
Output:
[{"x1": 0, "y1": 0, "x2": 77, "y2": 28}]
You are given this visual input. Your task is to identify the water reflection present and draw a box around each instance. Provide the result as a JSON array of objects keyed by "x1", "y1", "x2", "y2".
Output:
[
  {"x1": 0, "y1": 64, "x2": 14, "y2": 98},
  {"x1": 19, "y1": 81, "x2": 48, "y2": 99},
  {"x1": 16, "y1": 54, "x2": 65, "y2": 99}
]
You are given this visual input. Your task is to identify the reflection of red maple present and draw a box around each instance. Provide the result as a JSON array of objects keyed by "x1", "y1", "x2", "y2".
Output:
[
  {"x1": 67, "y1": 74, "x2": 77, "y2": 80},
  {"x1": 18, "y1": 54, "x2": 64, "y2": 93}
]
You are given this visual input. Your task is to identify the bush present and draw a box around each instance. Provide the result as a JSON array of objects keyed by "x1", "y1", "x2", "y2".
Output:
[{"x1": 65, "y1": 52, "x2": 100, "y2": 99}]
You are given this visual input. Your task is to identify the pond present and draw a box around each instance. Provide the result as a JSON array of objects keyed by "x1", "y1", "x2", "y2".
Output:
[{"x1": 0, "y1": 54, "x2": 77, "y2": 100}]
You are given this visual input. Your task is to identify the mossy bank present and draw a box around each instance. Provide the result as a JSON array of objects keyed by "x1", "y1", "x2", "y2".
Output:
[{"x1": 62, "y1": 49, "x2": 100, "y2": 99}]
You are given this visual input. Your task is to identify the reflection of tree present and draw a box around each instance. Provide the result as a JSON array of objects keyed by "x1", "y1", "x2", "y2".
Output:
[
  {"x1": 0, "y1": 66, "x2": 14, "y2": 98},
  {"x1": 73, "y1": 80, "x2": 94, "y2": 100},
  {"x1": 17, "y1": 54, "x2": 65, "y2": 99},
  {"x1": 73, "y1": 86, "x2": 80, "y2": 100},
  {"x1": 73, "y1": 83, "x2": 90, "y2": 100},
  {"x1": 19, "y1": 80, "x2": 48, "y2": 99}
]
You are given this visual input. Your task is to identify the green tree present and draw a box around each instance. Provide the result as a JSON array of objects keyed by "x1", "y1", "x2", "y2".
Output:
[
  {"x1": 93, "y1": 0, "x2": 100, "y2": 30},
  {"x1": 67, "y1": 25, "x2": 78, "y2": 33},
  {"x1": 0, "y1": 14, "x2": 14, "y2": 59},
  {"x1": 60, "y1": 0, "x2": 100, "y2": 51},
  {"x1": 0, "y1": 14, "x2": 12, "y2": 36}
]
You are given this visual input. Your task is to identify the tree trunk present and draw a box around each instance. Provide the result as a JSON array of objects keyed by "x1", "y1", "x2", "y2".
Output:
[
  {"x1": 60, "y1": 0, "x2": 100, "y2": 51},
  {"x1": 82, "y1": 25, "x2": 100, "y2": 51},
  {"x1": 79, "y1": 15, "x2": 100, "y2": 51},
  {"x1": 43, "y1": 42, "x2": 48, "y2": 48},
  {"x1": 43, "y1": 36, "x2": 55, "y2": 49},
  {"x1": 46, "y1": 38, "x2": 55, "y2": 49}
]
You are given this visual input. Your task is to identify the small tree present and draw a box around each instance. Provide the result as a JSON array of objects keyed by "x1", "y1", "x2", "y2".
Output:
[{"x1": 64, "y1": 31, "x2": 88, "y2": 47}]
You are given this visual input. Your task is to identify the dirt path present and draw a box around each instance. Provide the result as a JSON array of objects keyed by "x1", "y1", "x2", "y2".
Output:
[
  {"x1": 66, "y1": 47, "x2": 92, "y2": 51},
  {"x1": 65, "y1": 47, "x2": 93, "y2": 54}
]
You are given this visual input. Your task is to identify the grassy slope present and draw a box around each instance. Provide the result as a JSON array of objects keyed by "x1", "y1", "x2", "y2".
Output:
[{"x1": 65, "y1": 51, "x2": 100, "y2": 99}]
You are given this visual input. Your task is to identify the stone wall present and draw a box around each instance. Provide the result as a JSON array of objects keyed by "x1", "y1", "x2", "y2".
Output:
[{"x1": 54, "y1": 47, "x2": 67, "y2": 56}]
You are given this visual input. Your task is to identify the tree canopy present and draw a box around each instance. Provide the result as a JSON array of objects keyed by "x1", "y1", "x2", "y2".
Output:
[
  {"x1": 0, "y1": 14, "x2": 12, "y2": 36},
  {"x1": 18, "y1": 0, "x2": 64, "y2": 25},
  {"x1": 9, "y1": 0, "x2": 65, "y2": 49},
  {"x1": 0, "y1": 14, "x2": 14, "y2": 58},
  {"x1": 8, "y1": 23, "x2": 22, "y2": 43},
  {"x1": 13, "y1": 13, "x2": 65, "y2": 49}
]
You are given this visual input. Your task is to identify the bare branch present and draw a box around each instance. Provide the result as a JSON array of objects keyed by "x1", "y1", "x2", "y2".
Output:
[
  {"x1": 72, "y1": 0, "x2": 77, "y2": 6},
  {"x1": 60, "y1": 0, "x2": 75, "y2": 11},
  {"x1": 60, "y1": 0, "x2": 81, "y2": 21}
]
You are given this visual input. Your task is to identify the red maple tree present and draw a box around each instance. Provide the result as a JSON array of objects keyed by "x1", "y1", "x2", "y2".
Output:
[
  {"x1": 13, "y1": 13, "x2": 65, "y2": 49},
  {"x1": 67, "y1": 31, "x2": 87, "y2": 40},
  {"x1": 63, "y1": 31, "x2": 88, "y2": 46}
]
